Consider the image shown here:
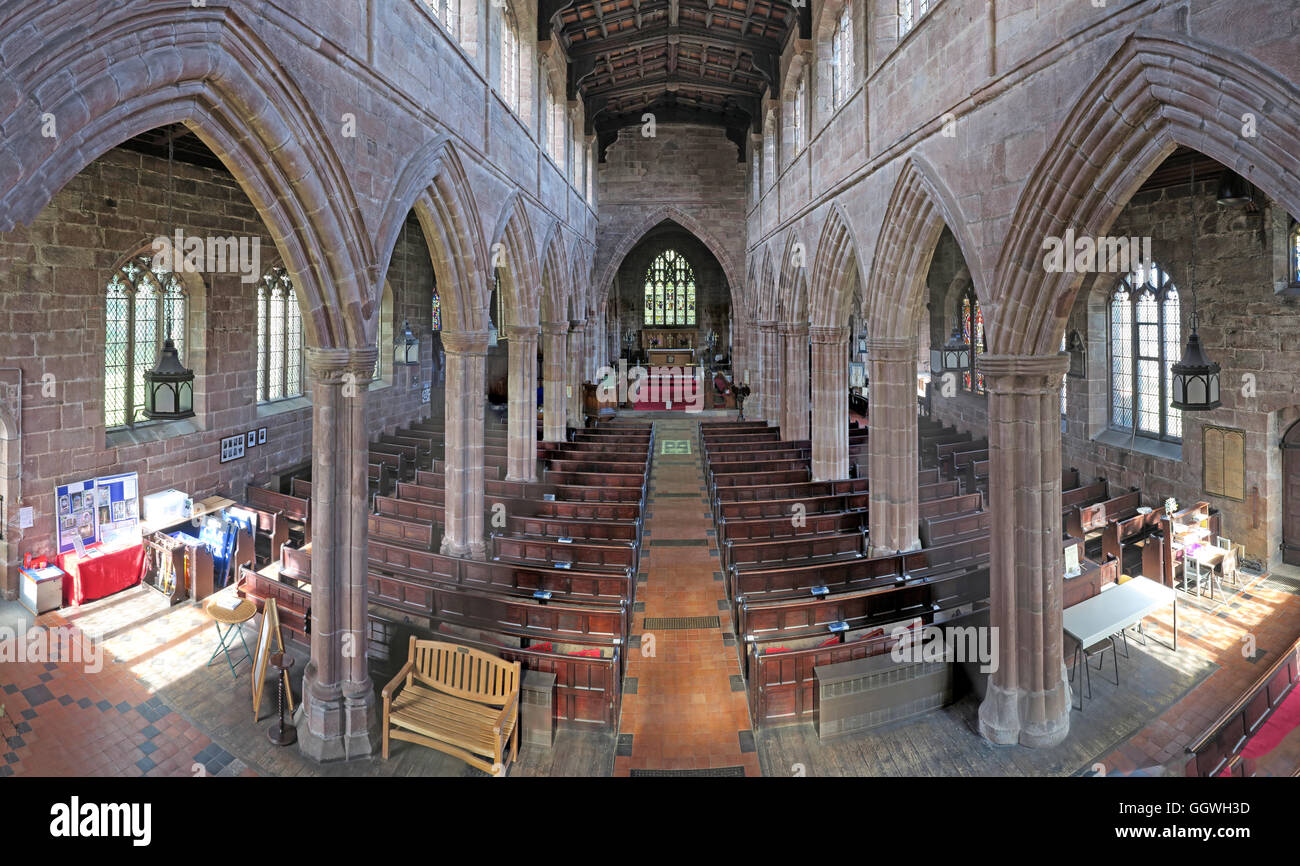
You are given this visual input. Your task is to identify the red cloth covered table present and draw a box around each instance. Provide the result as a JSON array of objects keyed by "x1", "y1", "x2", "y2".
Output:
[{"x1": 57, "y1": 542, "x2": 145, "y2": 606}]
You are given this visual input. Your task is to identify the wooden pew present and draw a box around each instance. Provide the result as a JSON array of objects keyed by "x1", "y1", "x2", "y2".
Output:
[
  {"x1": 491, "y1": 534, "x2": 637, "y2": 573},
  {"x1": 717, "y1": 491, "x2": 869, "y2": 521},
  {"x1": 918, "y1": 493, "x2": 983, "y2": 521},
  {"x1": 246, "y1": 485, "x2": 311, "y2": 547},
  {"x1": 919, "y1": 508, "x2": 992, "y2": 548},
  {"x1": 710, "y1": 468, "x2": 810, "y2": 489},
  {"x1": 732, "y1": 548, "x2": 930, "y2": 608},
  {"x1": 1070, "y1": 488, "x2": 1141, "y2": 538},
  {"x1": 726, "y1": 530, "x2": 867, "y2": 573},
  {"x1": 367, "y1": 538, "x2": 633, "y2": 604},
  {"x1": 235, "y1": 565, "x2": 310, "y2": 645},
  {"x1": 718, "y1": 511, "x2": 867, "y2": 570},
  {"x1": 369, "y1": 513, "x2": 439, "y2": 551}
]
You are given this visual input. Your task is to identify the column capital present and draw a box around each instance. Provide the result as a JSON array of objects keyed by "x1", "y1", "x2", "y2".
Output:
[
  {"x1": 504, "y1": 323, "x2": 541, "y2": 341},
  {"x1": 568, "y1": 319, "x2": 585, "y2": 332},
  {"x1": 978, "y1": 353, "x2": 1069, "y2": 395},
  {"x1": 306, "y1": 346, "x2": 377, "y2": 385},
  {"x1": 540, "y1": 320, "x2": 569, "y2": 337},
  {"x1": 809, "y1": 325, "x2": 850, "y2": 345},
  {"x1": 757, "y1": 320, "x2": 778, "y2": 332},
  {"x1": 440, "y1": 329, "x2": 489, "y2": 355},
  {"x1": 865, "y1": 336, "x2": 917, "y2": 362},
  {"x1": 778, "y1": 321, "x2": 810, "y2": 338}
]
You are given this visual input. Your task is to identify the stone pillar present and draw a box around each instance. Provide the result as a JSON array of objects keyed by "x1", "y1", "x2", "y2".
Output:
[
  {"x1": 541, "y1": 320, "x2": 568, "y2": 442},
  {"x1": 779, "y1": 322, "x2": 810, "y2": 440},
  {"x1": 568, "y1": 320, "x2": 586, "y2": 426},
  {"x1": 440, "y1": 330, "x2": 488, "y2": 559},
  {"x1": 506, "y1": 324, "x2": 539, "y2": 481},
  {"x1": 757, "y1": 320, "x2": 779, "y2": 424},
  {"x1": 977, "y1": 353, "x2": 1072, "y2": 749},
  {"x1": 867, "y1": 336, "x2": 920, "y2": 555},
  {"x1": 810, "y1": 325, "x2": 849, "y2": 480},
  {"x1": 298, "y1": 346, "x2": 380, "y2": 762}
]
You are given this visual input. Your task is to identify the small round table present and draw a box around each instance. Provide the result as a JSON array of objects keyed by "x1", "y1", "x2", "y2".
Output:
[{"x1": 204, "y1": 597, "x2": 255, "y2": 679}]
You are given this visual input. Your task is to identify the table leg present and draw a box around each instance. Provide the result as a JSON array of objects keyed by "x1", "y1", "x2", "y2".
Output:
[{"x1": 1172, "y1": 598, "x2": 1178, "y2": 651}]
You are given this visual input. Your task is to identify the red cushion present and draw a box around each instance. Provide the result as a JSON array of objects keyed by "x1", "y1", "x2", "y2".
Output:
[
  {"x1": 818, "y1": 636, "x2": 840, "y2": 648},
  {"x1": 567, "y1": 648, "x2": 601, "y2": 657},
  {"x1": 763, "y1": 646, "x2": 790, "y2": 654},
  {"x1": 529, "y1": 642, "x2": 553, "y2": 653}
]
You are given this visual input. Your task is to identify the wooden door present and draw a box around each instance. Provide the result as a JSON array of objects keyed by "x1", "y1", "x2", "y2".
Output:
[{"x1": 1283, "y1": 421, "x2": 1300, "y2": 566}]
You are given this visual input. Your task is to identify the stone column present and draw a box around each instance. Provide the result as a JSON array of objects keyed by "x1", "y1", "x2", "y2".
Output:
[
  {"x1": 440, "y1": 330, "x2": 488, "y2": 559},
  {"x1": 298, "y1": 346, "x2": 380, "y2": 762},
  {"x1": 541, "y1": 320, "x2": 568, "y2": 442},
  {"x1": 977, "y1": 353, "x2": 1072, "y2": 748},
  {"x1": 779, "y1": 322, "x2": 810, "y2": 440},
  {"x1": 810, "y1": 325, "x2": 849, "y2": 480},
  {"x1": 506, "y1": 324, "x2": 539, "y2": 481},
  {"x1": 757, "y1": 320, "x2": 779, "y2": 424},
  {"x1": 568, "y1": 320, "x2": 586, "y2": 425},
  {"x1": 867, "y1": 336, "x2": 920, "y2": 555}
]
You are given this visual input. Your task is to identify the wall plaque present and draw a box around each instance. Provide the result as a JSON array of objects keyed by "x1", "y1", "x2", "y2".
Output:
[{"x1": 1203, "y1": 425, "x2": 1246, "y2": 502}]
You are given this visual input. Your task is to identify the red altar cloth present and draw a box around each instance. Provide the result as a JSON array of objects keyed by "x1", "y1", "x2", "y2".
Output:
[{"x1": 57, "y1": 542, "x2": 145, "y2": 606}]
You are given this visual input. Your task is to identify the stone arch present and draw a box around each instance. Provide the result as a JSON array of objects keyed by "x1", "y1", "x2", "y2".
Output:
[
  {"x1": 539, "y1": 221, "x2": 572, "y2": 323},
  {"x1": 810, "y1": 202, "x2": 867, "y2": 328},
  {"x1": 0, "y1": 6, "x2": 373, "y2": 350},
  {"x1": 382, "y1": 137, "x2": 489, "y2": 334},
  {"x1": 488, "y1": 194, "x2": 541, "y2": 328},
  {"x1": 865, "y1": 154, "x2": 987, "y2": 343},
  {"x1": 595, "y1": 205, "x2": 742, "y2": 313},
  {"x1": 996, "y1": 33, "x2": 1300, "y2": 356},
  {"x1": 778, "y1": 229, "x2": 811, "y2": 324},
  {"x1": 757, "y1": 243, "x2": 779, "y2": 322}
]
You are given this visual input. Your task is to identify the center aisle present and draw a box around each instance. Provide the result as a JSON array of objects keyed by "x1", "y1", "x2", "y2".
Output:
[{"x1": 613, "y1": 417, "x2": 761, "y2": 776}]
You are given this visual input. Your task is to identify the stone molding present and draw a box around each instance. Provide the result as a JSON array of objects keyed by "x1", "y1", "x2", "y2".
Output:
[
  {"x1": 440, "y1": 329, "x2": 490, "y2": 355},
  {"x1": 305, "y1": 346, "x2": 378, "y2": 384},
  {"x1": 978, "y1": 353, "x2": 1070, "y2": 394}
]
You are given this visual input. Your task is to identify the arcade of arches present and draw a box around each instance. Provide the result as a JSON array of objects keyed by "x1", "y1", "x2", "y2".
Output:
[{"x1": 2, "y1": 1, "x2": 1300, "y2": 780}]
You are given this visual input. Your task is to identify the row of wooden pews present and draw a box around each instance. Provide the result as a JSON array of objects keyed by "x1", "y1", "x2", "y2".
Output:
[
  {"x1": 363, "y1": 418, "x2": 653, "y2": 731},
  {"x1": 701, "y1": 417, "x2": 993, "y2": 728}
]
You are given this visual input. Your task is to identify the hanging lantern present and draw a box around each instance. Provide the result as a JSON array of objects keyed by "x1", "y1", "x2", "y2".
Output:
[
  {"x1": 941, "y1": 323, "x2": 970, "y2": 372},
  {"x1": 1170, "y1": 313, "x2": 1220, "y2": 411},
  {"x1": 1216, "y1": 171, "x2": 1252, "y2": 206},
  {"x1": 394, "y1": 320, "x2": 420, "y2": 366},
  {"x1": 143, "y1": 338, "x2": 195, "y2": 420}
]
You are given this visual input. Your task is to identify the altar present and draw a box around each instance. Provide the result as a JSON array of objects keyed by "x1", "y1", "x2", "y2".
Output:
[{"x1": 647, "y1": 347, "x2": 695, "y2": 368}]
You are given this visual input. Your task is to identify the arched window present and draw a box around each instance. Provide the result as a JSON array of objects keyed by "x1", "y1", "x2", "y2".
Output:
[
  {"x1": 1290, "y1": 219, "x2": 1300, "y2": 285},
  {"x1": 791, "y1": 71, "x2": 807, "y2": 153},
  {"x1": 105, "y1": 255, "x2": 188, "y2": 429},
  {"x1": 546, "y1": 80, "x2": 566, "y2": 168},
  {"x1": 959, "y1": 285, "x2": 985, "y2": 394},
  {"x1": 500, "y1": 9, "x2": 521, "y2": 113},
  {"x1": 256, "y1": 267, "x2": 304, "y2": 403},
  {"x1": 1110, "y1": 263, "x2": 1181, "y2": 441},
  {"x1": 431, "y1": 282, "x2": 442, "y2": 333},
  {"x1": 830, "y1": 2, "x2": 854, "y2": 111},
  {"x1": 644, "y1": 250, "x2": 696, "y2": 326},
  {"x1": 425, "y1": 0, "x2": 461, "y2": 41},
  {"x1": 898, "y1": 0, "x2": 934, "y2": 39}
]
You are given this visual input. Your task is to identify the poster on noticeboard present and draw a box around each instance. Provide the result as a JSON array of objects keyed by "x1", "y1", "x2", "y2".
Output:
[{"x1": 54, "y1": 471, "x2": 140, "y2": 555}]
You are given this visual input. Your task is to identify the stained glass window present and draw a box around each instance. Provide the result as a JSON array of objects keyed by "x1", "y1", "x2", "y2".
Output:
[
  {"x1": 1060, "y1": 333, "x2": 1068, "y2": 418},
  {"x1": 256, "y1": 267, "x2": 303, "y2": 404},
  {"x1": 1290, "y1": 220, "x2": 1300, "y2": 285},
  {"x1": 105, "y1": 255, "x2": 187, "y2": 429},
  {"x1": 500, "y1": 8, "x2": 520, "y2": 114},
  {"x1": 1110, "y1": 263, "x2": 1181, "y2": 441},
  {"x1": 898, "y1": 0, "x2": 934, "y2": 38},
  {"x1": 831, "y1": 2, "x2": 854, "y2": 110},
  {"x1": 960, "y1": 285, "x2": 985, "y2": 394},
  {"x1": 431, "y1": 283, "x2": 442, "y2": 332},
  {"x1": 425, "y1": 0, "x2": 461, "y2": 41},
  {"x1": 643, "y1": 250, "x2": 696, "y2": 326}
]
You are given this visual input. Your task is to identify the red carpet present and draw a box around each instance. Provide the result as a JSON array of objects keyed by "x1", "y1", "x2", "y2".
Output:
[{"x1": 1226, "y1": 684, "x2": 1300, "y2": 773}]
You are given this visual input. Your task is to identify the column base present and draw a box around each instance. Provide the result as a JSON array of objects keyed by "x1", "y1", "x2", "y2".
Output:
[
  {"x1": 869, "y1": 538, "x2": 920, "y2": 558},
  {"x1": 467, "y1": 539, "x2": 487, "y2": 561},
  {"x1": 977, "y1": 665, "x2": 1072, "y2": 748},
  {"x1": 440, "y1": 537, "x2": 470, "y2": 558},
  {"x1": 296, "y1": 668, "x2": 381, "y2": 763}
]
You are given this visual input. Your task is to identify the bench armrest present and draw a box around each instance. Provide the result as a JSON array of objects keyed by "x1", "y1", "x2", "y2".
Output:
[
  {"x1": 491, "y1": 687, "x2": 520, "y2": 733},
  {"x1": 381, "y1": 659, "x2": 415, "y2": 702}
]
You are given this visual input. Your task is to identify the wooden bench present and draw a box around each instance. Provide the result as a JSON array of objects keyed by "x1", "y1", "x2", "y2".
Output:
[
  {"x1": 731, "y1": 548, "x2": 930, "y2": 609},
  {"x1": 246, "y1": 485, "x2": 311, "y2": 547},
  {"x1": 491, "y1": 534, "x2": 637, "y2": 573},
  {"x1": 919, "y1": 508, "x2": 992, "y2": 547},
  {"x1": 717, "y1": 491, "x2": 869, "y2": 521},
  {"x1": 381, "y1": 638, "x2": 520, "y2": 775},
  {"x1": 726, "y1": 530, "x2": 867, "y2": 573}
]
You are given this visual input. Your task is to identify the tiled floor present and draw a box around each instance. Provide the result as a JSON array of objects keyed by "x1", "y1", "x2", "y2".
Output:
[
  {"x1": 0, "y1": 591, "x2": 256, "y2": 778},
  {"x1": 612, "y1": 418, "x2": 761, "y2": 776}
]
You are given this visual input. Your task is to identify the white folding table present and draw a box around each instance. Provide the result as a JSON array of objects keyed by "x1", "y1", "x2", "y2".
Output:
[{"x1": 1062, "y1": 576, "x2": 1178, "y2": 707}]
